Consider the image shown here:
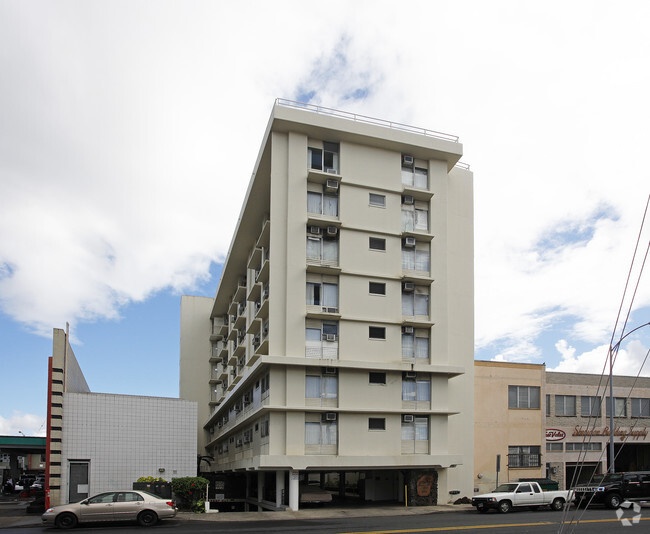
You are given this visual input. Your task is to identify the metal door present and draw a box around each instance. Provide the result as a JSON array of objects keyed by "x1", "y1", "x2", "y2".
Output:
[{"x1": 68, "y1": 461, "x2": 89, "y2": 503}]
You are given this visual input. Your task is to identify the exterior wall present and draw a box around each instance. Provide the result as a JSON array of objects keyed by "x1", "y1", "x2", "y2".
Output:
[
  {"x1": 474, "y1": 361, "x2": 545, "y2": 494},
  {"x1": 189, "y1": 101, "x2": 474, "y2": 506},
  {"x1": 60, "y1": 392, "x2": 196, "y2": 503},
  {"x1": 180, "y1": 295, "x2": 214, "y2": 453},
  {"x1": 545, "y1": 372, "x2": 650, "y2": 489}
]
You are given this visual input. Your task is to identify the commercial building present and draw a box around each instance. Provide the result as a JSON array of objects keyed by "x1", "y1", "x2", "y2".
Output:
[
  {"x1": 474, "y1": 360, "x2": 650, "y2": 493},
  {"x1": 45, "y1": 328, "x2": 197, "y2": 506},
  {"x1": 180, "y1": 100, "x2": 475, "y2": 510}
]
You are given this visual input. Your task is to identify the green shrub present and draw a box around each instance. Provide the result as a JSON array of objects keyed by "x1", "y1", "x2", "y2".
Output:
[
  {"x1": 136, "y1": 476, "x2": 168, "y2": 483},
  {"x1": 192, "y1": 498, "x2": 205, "y2": 513},
  {"x1": 171, "y1": 477, "x2": 209, "y2": 511}
]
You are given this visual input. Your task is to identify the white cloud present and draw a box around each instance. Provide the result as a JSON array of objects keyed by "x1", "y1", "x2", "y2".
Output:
[
  {"x1": 549, "y1": 339, "x2": 650, "y2": 377},
  {"x1": 0, "y1": 412, "x2": 46, "y2": 437},
  {"x1": 0, "y1": 0, "x2": 649, "y2": 368}
]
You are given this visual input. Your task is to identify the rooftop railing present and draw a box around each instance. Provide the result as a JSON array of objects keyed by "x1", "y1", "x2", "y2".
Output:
[{"x1": 276, "y1": 98, "x2": 459, "y2": 143}]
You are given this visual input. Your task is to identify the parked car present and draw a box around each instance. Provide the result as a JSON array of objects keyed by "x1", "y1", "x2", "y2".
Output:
[
  {"x1": 299, "y1": 484, "x2": 333, "y2": 504},
  {"x1": 472, "y1": 481, "x2": 572, "y2": 513},
  {"x1": 32, "y1": 475, "x2": 46, "y2": 489},
  {"x1": 573, "y1": 471, "x2": 650, "y2": 509},
  {"x1": 14, "y1": 477, "x2": 35, "y2": 492},
  {"x1": 41, "y1": 490, "x2": 177, "y2": 529}
]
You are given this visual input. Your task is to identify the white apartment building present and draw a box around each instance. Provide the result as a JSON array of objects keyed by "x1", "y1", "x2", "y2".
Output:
[{"x1": 180, "y1": 100, "x2": 474, "y2": 511}]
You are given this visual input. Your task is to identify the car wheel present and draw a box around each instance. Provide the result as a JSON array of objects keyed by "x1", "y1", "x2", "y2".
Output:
[
  {"x1": 137, "y1": 510, "x2": 158, "y2": 527},
  {"x1": 497, "y1": 500, "x2": 512, "y2": 513},
  {"x1": 551, "y1": 498, "x2": 565, "y2": 511},
  {"x1": 55, "y1": 512, "x2": 78, "y2": 529},
  {"x1": 606, "y1": 493, "x2": 622, "y2": 509}
]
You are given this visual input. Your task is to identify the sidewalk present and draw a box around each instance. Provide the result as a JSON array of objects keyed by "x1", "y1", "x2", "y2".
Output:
[{"x1": 0, "y1": 495, "x2": 473, "y2": 529}]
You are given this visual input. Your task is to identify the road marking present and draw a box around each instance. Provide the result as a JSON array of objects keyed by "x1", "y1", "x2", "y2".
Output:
[{"x1": 339, "y1": 516, "x2": 650, "y2": 534}]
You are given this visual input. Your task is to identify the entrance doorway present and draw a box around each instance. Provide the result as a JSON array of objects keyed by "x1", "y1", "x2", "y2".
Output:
[{"x1": 68, "y1": 461, "x2": 89, "y2": 503}]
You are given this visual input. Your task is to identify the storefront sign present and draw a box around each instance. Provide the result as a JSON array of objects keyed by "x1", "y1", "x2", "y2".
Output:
[
  {"x1": 546, "y1": 429, "x2": 566, "y2": 441},
  {"x1": 572, "y1": 426, "x2": 649, "y2": 441}
]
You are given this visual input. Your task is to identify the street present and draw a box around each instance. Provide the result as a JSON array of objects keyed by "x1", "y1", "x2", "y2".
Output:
[{"x1": 2, "y1": 506, "x2": 649, "y2": 534}]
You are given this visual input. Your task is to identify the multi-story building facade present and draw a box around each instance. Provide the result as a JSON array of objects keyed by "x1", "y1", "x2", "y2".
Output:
[
  {"x1": 180, "y1": 100, "x2": 475, "y2": 510},
  {"x1": 475, "y1": 361, "x2": 650, "y2": 493}
]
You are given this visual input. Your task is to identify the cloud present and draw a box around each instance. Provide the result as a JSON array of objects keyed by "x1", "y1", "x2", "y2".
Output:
[
  {"x1": 549, "y1": 339, "x2": 650, "y2": 377},
  {"x1": 0, "y1": 412, "x2": 46, "y2": 437}
]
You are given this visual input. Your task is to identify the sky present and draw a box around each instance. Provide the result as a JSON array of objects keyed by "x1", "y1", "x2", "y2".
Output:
[{"x1": 1, "y1": 0, "x2": 649, "y2": 436}]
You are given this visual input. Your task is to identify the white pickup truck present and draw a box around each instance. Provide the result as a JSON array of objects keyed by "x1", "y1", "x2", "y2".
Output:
[{"x1": 472, "y1": 481, "x2": 572, "y2": 513}]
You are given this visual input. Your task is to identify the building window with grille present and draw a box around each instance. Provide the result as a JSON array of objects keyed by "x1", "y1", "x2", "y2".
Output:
[
  {"x1": 402, "y1": 286, "x2": 429, "y2": 317},
  {"x1": 555, "y1": 395, "x2": 576, "y2": 416},
  {"x1": 581, "y1": 396, "x2": 602, "y2": 417},
  {"x1": 508, "y1": 445, "x2": 541, "y2": 468},
  {"x1": 401, "y1": 200, "x2": 429, "y2": 232},
  {"x1": 307, "y1": 234, "x2": 339, "y2": 266},
  {"x1": 401, "y1": 416, "x2": 429, "y2": 454},
  {"x1": 606, "y1": 397, "x2": 627, "y2": 417},
  {"x1": 401, "y1": 157, "x2": 428, "y2": 189},
  {"x1": 402, "y1": 374, "x2": 430, "y2": 402},
  {"x1": 306, "y1": 278, "x2": 338, "y2": 309},
  {"x1": 508, "y1": 386, "x2": 540, "y2": 409},
  {"x1": 402, "y1": 241, "x2": 430, "y2": 272},
  {"x1": 305, "y1": 412, "x2": 337, "y2": 454},
  {"x1": 401, "y1": 328, "x2": 429, "y2": 360},
  {"x1": 305, "y1": 372, "x2": 338, "y2": 401},
  {"x1": 305, "y1": 321, "x2": 338, "y2": 359},
  {"x1": 307, "y1": 189, "x2": 339, "y2": 217}
]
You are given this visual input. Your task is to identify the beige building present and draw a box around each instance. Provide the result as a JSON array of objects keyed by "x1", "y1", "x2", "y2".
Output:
[
  {"x1": 474, "y1": 361, "x2": 546, "y2": 494},
  {"x1": 180, "y1": 100, "x2": 475, "y2": 510},
  {"x1": 474, "y1": 361, "x2": 650, "y2": 493}
]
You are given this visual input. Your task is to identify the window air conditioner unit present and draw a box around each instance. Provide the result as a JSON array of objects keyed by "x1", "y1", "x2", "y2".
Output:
[
  {"x1": 325, "y1": 179, "x2": 339, "y2": 191},
  {"x1": 326, "y1": 226, "x2": 338, "y2": 236},
  {"x1": 324, "y1": 334, "x2": 337, "y2": 342},
  {"x1": 322, "y1": 306, "x2": 339, "y2": 314},
  {"x1": 309, "y1": 226, "x2": 322, "y2": 235},
  {"x1": 403, "y1": 282, "x2": 415, "y2": 292},
  {"x1": 402, "y1": 195, "x2": 415, "y2": 205},
  {"x1": 402, "y1": 155, "x2": 414, "y2": 166},
  {"x1": 402, "y1": 326, "x2": 414, "y2": 334},
  {"x1": 326, "y1": 168, "x2": 338, "y2": 174},
  {"x1": 324, "y1": 412, "x2": 337, "y2": 421},
  {"x1": 324, "y1": 367, "x2": 337, "y2": 375},
  {"x1": 403, "y1": 414, "x2": 414, "y2": 423},
  {"x1": 405, "y1": 371, "x2": 417, "y2": 379},
  {"x1": 403, "y1": 237, "x2": 416, "y2": 247}
]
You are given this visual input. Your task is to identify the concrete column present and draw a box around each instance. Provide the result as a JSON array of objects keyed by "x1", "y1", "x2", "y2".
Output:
[
  {"x1": 257, "y1": 473, "x2": 264, "y2": 511},
  {"x1": 289, "y1": 470, "x2": 300, "y2": 511},
  {"x1": 338, "y1": 471, "x2": 345, "y2": 498},
  {"x1": 275, "y1": 471, "x2": 285, "y2": 508}
]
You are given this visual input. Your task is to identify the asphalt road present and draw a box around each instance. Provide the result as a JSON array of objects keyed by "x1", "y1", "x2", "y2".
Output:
[{"x1": 3, "y1": 506, "x2": 649, "y2": 534}]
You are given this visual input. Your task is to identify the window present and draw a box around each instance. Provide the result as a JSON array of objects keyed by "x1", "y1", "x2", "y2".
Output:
[
  {"x1": 369, "y1": 326, "x2": 386, "y2": 339},
  {"x1": 306, "y1": 280, "x2": 338, "y2": 308},
  {"x1": 369, "y1": 237, "x2": 386, "y2": 251},
  {"x1": 566, "y1": 442, "x2": 602, "y2": 451},
  {"x1": 508, "y1": 446, "x2": 541, "y2": 467},
  {"x1": 402, "y1": 200, "x2": 429, "y2": 232},
  {"x1": 307, "y1": 191, "x2": 338, "y2": 216},
  {"x1": 402, "y1": 286, "x2": 429, "y2": 317},
  {"x1": 305, "y1": 321, "x2": 338, "y2": 359},
  {"x1": 369, "y1": 193, "x2": 386, "y2": 207},
  {"x1": 369, "y1": 282, "x2": 386, "y2": 295},
  {"x1": 631, "y1": 398, "x2": 650, "y2": 418},
  {"x1": 308, "y1": 142, "x2": 339, "y2": 173},
  {"x1": 306, "y1": 235, "x2": 338, "y2": 264},
  {"x1": 369, "y1": 372, "x2": 386, "y2": 384},
  {"x1": 508, "y1": 386, "x2": 540, "y2": 409},
  {"x1": 260, "y1": 417, "x2": 269, "y2": 438},
  {"x1": 401, "y1": 416, "x2": 429, "y2": 446},
  {"x1": 401, "y1": 158, "x2": 428, "y2": 189},
  {"x1": 581, "y1": 396, "x2": 602, "y2": 417},
  {"x1": 546, "y1": 395, "x2": 551, "y2": 416},
  {"x1": 546, "y1": 442, "x2": 563, "y2": 452},
  {"x1": 402, "y1": 375, "x2": 430, "y2": 402},
  {"x1": 402, "y1": 242, "x2": 430, "y2": 272},
  {"x1": 369, "y1": 418, "x2": 386, "y2": 430},
  {"x1": 606, "y1": 397, "x2": 627, "y2": 417},
  {"x1": 305, "y1": 413, "x2": 337, "y2": 452},
  {"x1": 555, "y1": 395, "x2": 576, "y2": 416},
  {"x1": 401, "y1": 329, "x2": 429, "y2": 360},
  {"x1": 305, "y1": 373, "x2": 338, "y2": 399},
  {"x1": 261, "y1": 374, "x2": 270, "y2": 395}
]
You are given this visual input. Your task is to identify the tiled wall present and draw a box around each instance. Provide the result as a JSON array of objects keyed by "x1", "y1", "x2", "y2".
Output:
[{"x1": 61, "y1": 392, "x2": 197, "y2": 502}]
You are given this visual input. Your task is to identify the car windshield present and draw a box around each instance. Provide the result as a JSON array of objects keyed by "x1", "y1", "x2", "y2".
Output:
[{"x1": 493, "y1": 484, "x2": 519, "y2": 493}]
